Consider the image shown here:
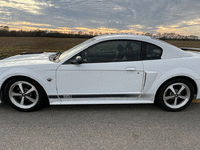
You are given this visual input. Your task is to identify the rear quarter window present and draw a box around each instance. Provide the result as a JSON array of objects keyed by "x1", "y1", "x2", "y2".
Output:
[{"x1": 142, "y1": 42, "x2": 162, "y2": 60}]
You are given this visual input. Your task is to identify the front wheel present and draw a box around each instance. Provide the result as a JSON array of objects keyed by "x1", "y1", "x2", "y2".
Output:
[
  {"x1": 4, "y1": 77, "x2": 46, "y2": 112},
  {"x1": 156, "y1": 79, "x2": 194, "y2": 112}
]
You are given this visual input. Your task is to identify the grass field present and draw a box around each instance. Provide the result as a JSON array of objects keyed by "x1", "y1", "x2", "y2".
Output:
[
  {"x1": 0, "y1": 37, "x2": 200, "y2": 58},
  {"x1": 0, "y1": 37, "x2": 87, "y2": 58}
]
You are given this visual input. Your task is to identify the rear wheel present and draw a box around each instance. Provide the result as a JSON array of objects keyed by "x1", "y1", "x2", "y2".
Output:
[
  {"x1": 156, "y1": 79, "x2": 194, "y2": 111},
  {"x1": 4, "y1": 77, "x2": 46, "y2": 112}
]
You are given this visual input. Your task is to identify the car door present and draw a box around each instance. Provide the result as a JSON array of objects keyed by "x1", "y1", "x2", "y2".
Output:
[{"x1": 56, "y1": 40, "x2": 144, "y2": 102}]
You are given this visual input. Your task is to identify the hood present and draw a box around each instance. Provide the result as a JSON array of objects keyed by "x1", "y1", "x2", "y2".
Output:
[{"x1": 0, "y1": 52, "x2": 56, "y2": 68}]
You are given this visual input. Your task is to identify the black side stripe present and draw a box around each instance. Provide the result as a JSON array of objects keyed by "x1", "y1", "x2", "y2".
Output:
[
  {"x1": 48, "y1": 94, "x2": 139, "y2": 99},
  {"x1": 48, "y1": 95, "x2": 59, "y2": 99}
]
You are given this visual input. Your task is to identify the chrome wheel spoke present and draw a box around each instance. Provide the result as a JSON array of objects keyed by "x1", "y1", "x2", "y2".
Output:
[
  {"x1": 169, "y1": 86, "x2": 176, "y2": 94},
  {"x1": 20, "y1": 97, "x2": 25, "y2": 105},
  {"x1": 173, "y1": 97, "x2": 178, "y2": 105},
  {"x1": 25, "y1": 87, "x2": 35, "y2": 94},
  {"x1": 26, "y1": 96, "x2": 36, "y2": 103},
  {"x1": 12, "y1": 92, "x2": 21, "y2": 96},
  {"x1": 178, "y1": 95, "x2": 187, "y2": 100},
  {"x1": 18, "y1": 83, "x2": 24, "y2": 93},
  {"x1": 164, "y1": 95, "x2": 175, "y2": 101},
  {"x1": 177, "y1": 85, "x2": 185, "y2": 95}
]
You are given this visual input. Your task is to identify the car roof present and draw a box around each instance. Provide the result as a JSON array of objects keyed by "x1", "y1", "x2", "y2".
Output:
[{"x1": 94, "y1": 34, "x2": 151, "y2": 40}]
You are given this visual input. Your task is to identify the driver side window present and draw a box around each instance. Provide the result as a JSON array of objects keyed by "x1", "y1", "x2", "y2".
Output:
[{"x1": 67, "y1": 40, "x2": 141, "y2": 64}]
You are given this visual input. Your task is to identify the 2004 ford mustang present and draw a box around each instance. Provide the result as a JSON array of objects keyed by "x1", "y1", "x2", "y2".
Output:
[{"x1": 0, "y1": 34, "x2": 200, "y2": 112}]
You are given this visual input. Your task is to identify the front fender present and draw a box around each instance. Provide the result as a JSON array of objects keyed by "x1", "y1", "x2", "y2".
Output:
[{"x1": 0, "y1": 67, "x2": 57, "y2": 96}]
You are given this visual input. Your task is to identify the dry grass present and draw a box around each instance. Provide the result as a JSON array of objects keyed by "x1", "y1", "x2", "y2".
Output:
[
  {"x1": 0, "y1": 37, "x2": 87, "y2": 58},
  {"x1": 164, "y1": 40, "x2": 200, "y2": 48},
  {"x1": 0, "y1": 37, "x2": 200, "y2": 58}
]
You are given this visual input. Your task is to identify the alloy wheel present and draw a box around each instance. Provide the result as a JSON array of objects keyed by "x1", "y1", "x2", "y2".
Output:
[
  {"x1": 8, "y1": 81, "x2": 39, "y2": 109},
  {"x1": 163, "y1": 83, "x2": 190, "y2": 109}
]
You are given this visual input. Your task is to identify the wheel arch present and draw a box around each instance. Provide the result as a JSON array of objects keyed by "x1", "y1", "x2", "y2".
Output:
[
  {"x1": 1, "y1": 75, "x2": 49, "y2": 104},
  {"x1": 155, "y1": 76, "x2": 197, "y2": 102}
]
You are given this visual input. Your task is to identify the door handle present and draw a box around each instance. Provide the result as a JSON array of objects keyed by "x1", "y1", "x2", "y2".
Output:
[{"x1": 126, "y1": 67, "x2": 136, "y2": 71}]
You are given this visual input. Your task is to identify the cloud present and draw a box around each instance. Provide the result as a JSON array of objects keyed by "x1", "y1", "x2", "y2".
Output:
[
  {"x1": 0, "y1": 10, "x2": 11, "y2": 15},
  {"x1": 6, "y1": 21, "x2": 51, "y2": 27},
  {"x1": 0, "y1": 0, "x2": 199, "y2": 36},
  {"x1": 156, "y1": 18, "x2": 200, "y2": 36},
  {"x1": 156, "y1": 25, "x2": 200, "y2": 36},
  {"x1": 57, "y1": 27, "x2": 76, "y2": 33},
  {"x1": 0, "y1": 21, "x2": 52, "y2": 31},
  {"x1": 72, "y1": 26, "x2": 144, "y2": 35},
  {"x1": 74, "y1": 27, "x2": 119, "y2": 34},
  {"x1": 8, "y1": 26, "x2": 50, "y2": 31},
  {"x1": 0, "y1": 0, "x2": 51, "y2": 14}
]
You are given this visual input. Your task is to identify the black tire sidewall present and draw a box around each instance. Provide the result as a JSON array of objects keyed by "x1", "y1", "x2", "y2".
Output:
[{"x1": 156, "y1": 79, "x2": 194, "y2": 112}]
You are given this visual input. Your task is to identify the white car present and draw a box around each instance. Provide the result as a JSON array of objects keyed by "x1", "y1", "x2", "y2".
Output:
[{"x1": 0, "y1": 34, "x2": 200, "y2": 112}]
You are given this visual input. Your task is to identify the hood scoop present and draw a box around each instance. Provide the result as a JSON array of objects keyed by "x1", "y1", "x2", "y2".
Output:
[{"x1": 20, "y1": 52, "x2": 44, "y2": 55}]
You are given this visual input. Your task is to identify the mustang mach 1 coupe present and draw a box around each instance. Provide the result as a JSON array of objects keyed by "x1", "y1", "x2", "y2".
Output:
[{"x1": 0, "y1": 34, "x2": 200, "y2": 112}]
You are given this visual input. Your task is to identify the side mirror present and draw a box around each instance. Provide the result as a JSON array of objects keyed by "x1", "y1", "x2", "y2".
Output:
[{"x1": 71, "y1": 56, "x2": 83, "y2": 64}]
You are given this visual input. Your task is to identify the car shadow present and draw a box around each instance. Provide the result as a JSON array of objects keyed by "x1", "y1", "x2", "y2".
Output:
[{"x1": 0, "y1": 102, "x2": 198, "y2": 113}]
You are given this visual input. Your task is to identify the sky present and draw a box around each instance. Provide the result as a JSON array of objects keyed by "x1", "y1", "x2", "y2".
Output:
[{"x1": 0, "y1": 0, "x2": 200, "y2": 36}]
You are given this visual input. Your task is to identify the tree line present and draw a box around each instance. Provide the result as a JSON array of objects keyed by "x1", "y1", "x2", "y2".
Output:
[
  {"x1": 0, "y1": 26, "x2": 199, "y2": 40},
  {"x1": 0, "y1": 26, "x2": 93, "y2": 38}
]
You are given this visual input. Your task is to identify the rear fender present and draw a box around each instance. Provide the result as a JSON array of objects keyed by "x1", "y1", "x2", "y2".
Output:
[{"x1": 143, "y1": 67, "x2": 199, "y2": 101}]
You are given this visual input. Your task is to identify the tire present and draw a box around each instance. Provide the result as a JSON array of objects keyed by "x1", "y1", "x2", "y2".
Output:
[
  {"x1": 4, "y1": 77, "x2": 46, "y2": 112},
  {"x1": 156, "y1": 79, "x2": 194, "y2": 112}
]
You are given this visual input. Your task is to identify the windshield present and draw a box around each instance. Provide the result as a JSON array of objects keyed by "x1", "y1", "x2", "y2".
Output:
[{"x1": 59, "y1": 38, "x2": 96, "y2": 60}]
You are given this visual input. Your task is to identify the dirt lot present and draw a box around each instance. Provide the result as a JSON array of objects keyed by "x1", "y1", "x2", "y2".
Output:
[{"x1": 0, "y1": 37, "x2": 200, "y2": 58}]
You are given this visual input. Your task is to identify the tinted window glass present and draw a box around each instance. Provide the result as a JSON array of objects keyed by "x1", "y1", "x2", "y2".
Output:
[
  {"x1": 67, "y1": 40, "x2": 141, "y2": 64},
  {"x1": 142, "y1": 42, "x2": 162, "y2": 60}
]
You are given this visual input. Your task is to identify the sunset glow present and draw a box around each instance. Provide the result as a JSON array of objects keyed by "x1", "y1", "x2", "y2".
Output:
[{"x1": 0, "y1": 0, "x2": 199, "y2": 37}]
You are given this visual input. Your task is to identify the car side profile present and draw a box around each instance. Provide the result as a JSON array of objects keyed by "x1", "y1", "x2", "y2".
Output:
[{"x1": 0, "y1": 34, "x2": 200, "y2": 112}]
